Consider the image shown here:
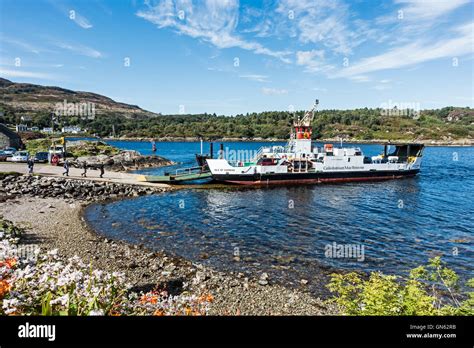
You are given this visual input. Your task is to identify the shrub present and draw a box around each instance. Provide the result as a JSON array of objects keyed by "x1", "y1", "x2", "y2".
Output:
[{"x1": 327, "y1": 257, "x2": 473, "y2": 315}]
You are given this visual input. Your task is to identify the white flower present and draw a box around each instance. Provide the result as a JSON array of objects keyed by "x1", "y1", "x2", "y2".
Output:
[
  {"x1": 50, "y1": 294, "x2": 69, "y2": 306},
  {"x1": 89, "y1": 309, "x2": 105, "y2": 316}
]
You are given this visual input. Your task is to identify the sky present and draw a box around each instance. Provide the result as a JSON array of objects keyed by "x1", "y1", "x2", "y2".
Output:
[{"x1": 0, "y1": 0, "x2": 473, "y2": 115}]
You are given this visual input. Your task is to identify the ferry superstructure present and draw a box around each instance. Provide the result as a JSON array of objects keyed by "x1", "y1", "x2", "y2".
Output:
[{"x1": 206, "y1": 100, "x2": 424, "y2": 185}]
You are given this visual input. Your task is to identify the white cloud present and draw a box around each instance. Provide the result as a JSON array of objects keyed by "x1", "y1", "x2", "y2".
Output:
[
  {"x1": 0, "y1": 37, "x2": 42, "y2": 54},
  {"x1": 136, "y1": 0, "x2": 291, "y2": 63},
  {"x1": 396, "y1": 0, "x2": 470, "y2": 21},
  {"x1": 47, "y1": 1, "x2": 93, "y2": 29},
  {"x1": 276, "y1": 0, "x2": 371, "y2": 55},
  {"x1": 0, "y1": 68, "x2": 55, "y2": 80},
  {"x1": 53, "y1": 41, "x2": 102, "y2": 58},
  {"x1": 376, "y1": 0, "x2": 470, "y2": 40},
  {"x1": 261, "y1": 87, "x2": 288, "y2": 95},
  {"x1": 373, "y1": 84, "x2": 391, "y2": 91},
  {"x1": 239, "y1": 74, "x2": 269, "y2": 82},
  {"x1": 333, "y1": 22, "x2": 474, "y2": 78},
  {"x1": 296, "y1": 50, "x2": 326, "y2": 72},
  {"x1": 71, "y1": 12, "x2": 93, "y2": 29},
  {"x1": 313, "y1": 87, "x2": 328, "y2": 92},
  {"x1": 348, "y1": 75, "x2": 371, "y2": 82}
]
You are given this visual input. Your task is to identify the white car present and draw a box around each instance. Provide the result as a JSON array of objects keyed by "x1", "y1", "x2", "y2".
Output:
[{"x1": 10, "y1": 151, "x2": 30, "y2": 162}]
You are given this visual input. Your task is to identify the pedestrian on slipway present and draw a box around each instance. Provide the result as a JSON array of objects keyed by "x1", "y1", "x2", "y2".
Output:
[
  {"x1": 63, "y1": 159, "x2": 69, "y2": 176},
  {"x1": 81, "y1": 161, "x2": 87, "y2": 177},
  {"x1": 27, "y1": 157, "x2": 34, "y2": 174},
  {"x1": 99, "y1": 164, "x2": 105, "y2": 178}
]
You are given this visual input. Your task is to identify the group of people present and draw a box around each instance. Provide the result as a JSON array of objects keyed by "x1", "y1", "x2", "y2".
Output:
[
  {"x1": 78, "y1": 161, "x2": 105, "y2": 178},
  {"x1": 27, "y1": 157, "x2": 106, "y2": 178}
]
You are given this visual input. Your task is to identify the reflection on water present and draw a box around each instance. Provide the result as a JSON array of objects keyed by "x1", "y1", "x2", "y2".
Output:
[{"x1": 85, "y1": 143, "x2": 474, "y2": 296}]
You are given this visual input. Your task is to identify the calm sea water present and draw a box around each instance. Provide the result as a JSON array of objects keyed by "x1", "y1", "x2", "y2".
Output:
[{"x1": 85, "y1": 141, "x2": 474, "y2": 295}]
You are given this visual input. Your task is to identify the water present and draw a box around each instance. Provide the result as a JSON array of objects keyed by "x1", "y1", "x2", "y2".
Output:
[{"x1": 85, "y1": 141, "x2": 474, "y2": 295}]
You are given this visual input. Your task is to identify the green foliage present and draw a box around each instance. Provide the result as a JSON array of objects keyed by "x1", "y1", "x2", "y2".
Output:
[
  {"x1": 2, "y1": 102, "x2": 473, "y2": 141},
  {"x1": 70, "y1": 107, "x2": 473, "y2": 141},
  {"x1": 327, "y1": 257, "x2": 473, "y2": 316},
  {"x1": 67, "y1": 141, "x2": 120, "y2": 157},
  {"x1": 25, "y1": 138, "x2": 51, "y2": 154}
]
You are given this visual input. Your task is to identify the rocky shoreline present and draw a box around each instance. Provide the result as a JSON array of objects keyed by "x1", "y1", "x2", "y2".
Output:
[
  {"x1": 71, "y1": 149, "x2": 174, "y2": 173},
  {"x1": 0, "y1": 174, "x2": 334, "y2": 315},
  {"x1": 0, "y1": 173, "x2": 165, "y2": 202}
]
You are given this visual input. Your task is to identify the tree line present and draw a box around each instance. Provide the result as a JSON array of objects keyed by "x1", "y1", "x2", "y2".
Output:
[{"x1": 1, "y1": 104, "x2": 472, "y2": 140}]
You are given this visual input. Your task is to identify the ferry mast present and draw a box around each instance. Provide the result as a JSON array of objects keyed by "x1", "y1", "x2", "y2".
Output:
[{"x1": 293, "y1": 99, "x2": 318, "y2": 140}]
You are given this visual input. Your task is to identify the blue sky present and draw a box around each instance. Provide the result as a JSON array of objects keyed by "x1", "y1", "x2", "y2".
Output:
[{"x1": 0, "y1": 0, "x2": 473, "y2": 115}]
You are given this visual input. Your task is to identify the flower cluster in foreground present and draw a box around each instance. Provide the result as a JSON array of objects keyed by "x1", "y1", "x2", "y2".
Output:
[{"x1": 0, "y1": 216, "x2": 212, "y2": 316}]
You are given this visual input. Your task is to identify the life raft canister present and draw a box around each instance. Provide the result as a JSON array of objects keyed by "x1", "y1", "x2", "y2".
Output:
[
  {"x1": 324, "y1": 143, "x2": 333, "y2": 151},
  {"x1": 51, "y1": 155, "x2": 59, "y2": 166}
]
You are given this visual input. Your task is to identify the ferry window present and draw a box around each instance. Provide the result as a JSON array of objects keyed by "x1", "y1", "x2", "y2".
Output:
[{"x1": 348, "y1": 158, "x2": 351, "y2": 162}]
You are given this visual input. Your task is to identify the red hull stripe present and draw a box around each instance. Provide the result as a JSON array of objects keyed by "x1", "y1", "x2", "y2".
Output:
[{"x1": 223, "y1": 175, "x2": 415, "y2": 185}]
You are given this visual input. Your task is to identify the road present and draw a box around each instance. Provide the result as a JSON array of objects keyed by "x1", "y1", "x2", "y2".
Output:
[{"x1": 0, "y1": 162, "x2": 170, "y2": 188}]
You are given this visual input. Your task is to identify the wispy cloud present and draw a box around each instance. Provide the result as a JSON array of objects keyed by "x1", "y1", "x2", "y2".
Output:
[
  {"x1": 332, "y1": 22, "x2": 474, "y2": 78},
  {"x1": 261, "y1": 87, "x2": 288, "y2": 95},
  {"x1": 0, "y1": 68, "x2": 55, "y2": 80},
  {"x1": 0, "y1": 37, "x2": 43, "y2": 54},
  {"x1": 276, "y1": 0, "x2": 372, "y2": 56},
  {"x1": 239, "y1": 74, "x2": 269, "y2": 82},
  {"x1": 47, "y1": 1, "x2": 93, "y2": 29},
  {"x1": 52, "y1": 41, "x2": 103, "y2": 58},
  {"x1": 377, "y1": 0, "x2": 470, "y2": 24},
  {"x1": 136, "y1": 0, "x2": 292, "y2": 63},
  {"x1": 71, "y1": 11, "x2": 93, "y2": 29},
  {"x1": 295, "y1": 49, "x2": 333, "y2": 73}
]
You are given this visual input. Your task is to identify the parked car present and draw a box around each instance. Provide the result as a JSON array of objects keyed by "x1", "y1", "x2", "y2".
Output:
[
  {"x1": 0, "y1": 151, "x2": 9, "y2": 161},
  {"x1": 2, "y1": 147, "x2": 17, "y2": 156},
  {"x1": 10, "y1": 151, "x2": 30, "y2": 162},
  {"x1": 34, "y1": 152, "x2": 49, "y2": 163}
]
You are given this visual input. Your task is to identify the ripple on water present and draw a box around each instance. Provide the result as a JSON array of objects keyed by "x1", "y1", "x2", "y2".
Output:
[{"x1": 85, "y1": 146, "x2": 474, "y2": 295}]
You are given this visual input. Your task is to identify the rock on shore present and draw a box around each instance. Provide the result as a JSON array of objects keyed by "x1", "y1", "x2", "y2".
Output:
[
  {"x1": 0, "y1": 173, "x2": 166, "y2": 203},
  {"x1": 74, "y1": 150, "x2": 174, "y2": 172}
]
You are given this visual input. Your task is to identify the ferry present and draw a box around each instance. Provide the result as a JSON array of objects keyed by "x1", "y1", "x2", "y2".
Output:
[{"x1": 206, "y1": 100, "x2": 425, "y2": 185}]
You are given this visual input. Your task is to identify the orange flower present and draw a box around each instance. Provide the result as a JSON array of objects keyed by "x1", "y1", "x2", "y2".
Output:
[
  {"x1": 198, "y1": 294, "x2": 214, "y2": 303},
  {"x1": 140, "y1": 293, "x2": 158, "y2": 304},
  {"x1": 0, "y1": 258, "x2": 17, "y2": 269},
  {"x1": 153, "y1": 309, "x2": 165, "y2": 316},
  {"x1": 0, "y1": 279, "x2": 11, "y2": 299}
]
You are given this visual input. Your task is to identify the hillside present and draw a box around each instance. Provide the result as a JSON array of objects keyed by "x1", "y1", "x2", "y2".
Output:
[
  {"x1": 0, "y1": 78, "x2": 159, "y2": 122},
  {"x1": 0, "y1": 78, "x2": 472, "y2": 143}
]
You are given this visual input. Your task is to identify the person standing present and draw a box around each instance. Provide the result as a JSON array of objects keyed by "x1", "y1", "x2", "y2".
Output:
[
  {"x1": 81, "y1": 161, "x2": 87, "y2": 177},
  {"x1": 99, "y1": 164, "x2": 105, "y2": 178},
  {"x1": 27, "y1": 157, "x2": 34, "y2": 174},
  {"x1": 63, "y1": 159, "x2": 69, "y2": 176}
]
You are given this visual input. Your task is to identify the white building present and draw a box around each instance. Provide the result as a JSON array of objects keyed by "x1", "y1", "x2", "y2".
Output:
[
  {"x1": 61, "y1": 126, "x2": 82, "y2": 134},
  {"x1": 15, "y1": 124, "x2": 28, "y2": 132},
  {"x1": 42, "y1": 127, "x2": 54, "y2": 134}
]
